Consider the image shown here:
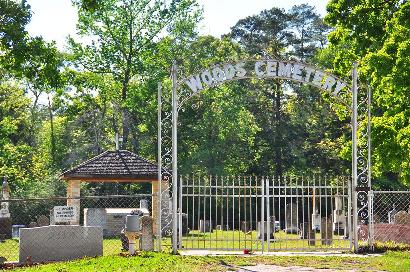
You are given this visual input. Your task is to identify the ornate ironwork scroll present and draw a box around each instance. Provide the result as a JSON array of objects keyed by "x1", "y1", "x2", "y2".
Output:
[
  {"x1": 356, "y1": 84, "x2": 372, "y2": 243},
  {"x1": 157, "y1": 80, "x2": 174, "y2": 251}
]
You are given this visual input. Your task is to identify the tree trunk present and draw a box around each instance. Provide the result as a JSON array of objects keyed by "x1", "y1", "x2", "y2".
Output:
[{"x1": 47, "y1": 94, "x2": 56, "y2": 167}]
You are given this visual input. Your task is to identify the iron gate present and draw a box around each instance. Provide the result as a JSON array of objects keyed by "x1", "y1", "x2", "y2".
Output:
[
  {"x1": 157, "y1": 58, "x2": 372, "y2": 252},
  {"x1": 178, "y1": 175, "x2": 352, "y2": 251}
]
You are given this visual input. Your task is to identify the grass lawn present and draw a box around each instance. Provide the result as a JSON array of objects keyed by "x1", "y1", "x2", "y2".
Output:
[
  {"x1": 181, "y1": 230, "x2": 350, "y2": 250},
  {"x1": 6, "y1": 251, "x2": 410, "y2": 272},
  {"x1": 0, "y1": 230, "x2": 349, "y2": 262}
]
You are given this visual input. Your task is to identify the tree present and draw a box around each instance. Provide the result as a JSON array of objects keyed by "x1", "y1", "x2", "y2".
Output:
[
  {"x1": 0, "y1": 0, "x2": 31, "y2": 73},
  {"x1": 69, "y1": 0, "x2": 201, "y2": 152},
  {"x1": 229, "y1": 5, "x2": 337, "y2": 178},
  {"x1": 0, "y1": 82, "x2": 42, "y2": 197},
  {"x1": 325, "y1": 0, "x2": 410, "y2": 187},
  {"x1": 288, "y1": 4, "x2": 331, "y2": 61},
  {"x1": 0, "y1": 0, "x2": 67, "y2": 196}
]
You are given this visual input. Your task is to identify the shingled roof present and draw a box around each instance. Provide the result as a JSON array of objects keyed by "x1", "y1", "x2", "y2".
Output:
[{"x1": 61, "y1": 150, "x2": 159, "y2": 181}]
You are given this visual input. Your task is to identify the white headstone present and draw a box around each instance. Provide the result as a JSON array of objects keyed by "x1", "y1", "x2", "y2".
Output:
[
  {"x1": 0, "y1": 178, "x2": 11, "y2": 218},
  {"x1": 334, "y1": 194, "x2": 343, "y2": 211}
]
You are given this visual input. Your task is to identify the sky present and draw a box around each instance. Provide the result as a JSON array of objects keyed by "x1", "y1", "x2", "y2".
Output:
[{"x1": 26, "y1": 0, "x2": 327, "y2": 50}]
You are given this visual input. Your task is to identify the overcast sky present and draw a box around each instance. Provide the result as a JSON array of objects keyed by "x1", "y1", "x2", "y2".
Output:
[{"x1": 26, "y1": 0, "x2": 327, "y2": 50}]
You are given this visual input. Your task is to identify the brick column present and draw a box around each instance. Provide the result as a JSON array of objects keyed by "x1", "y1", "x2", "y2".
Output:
[
  {"x1": 152, "y1": 181, "x2": 159, "y2": 235},
  {"x1": 66, "y1": 180, "x2": 81, "y2": 225}
]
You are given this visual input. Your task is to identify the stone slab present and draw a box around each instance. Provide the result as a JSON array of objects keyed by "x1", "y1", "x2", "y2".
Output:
[
  {"x1": 19, "y1": 225, "x2": 102, "y2": 263},
  {"x1": 199, "y1": 219, "x2": 213, "y2": 233},
  {"x1": 140, "y1": 216, "x2": 154, "y2": 251},
  {"x1": 0, "y1": 217, "x2": 12, "y2": 239},
  {"x1": 257, "y1": 220, "x2": 275, "y2": 240},
  {"x1": 321, "y1": 218, "x2": 333, "y2": 246}
]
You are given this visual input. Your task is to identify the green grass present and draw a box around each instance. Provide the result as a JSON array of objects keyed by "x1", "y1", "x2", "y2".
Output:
[
  {"x1": 2, "y1": 232, "x2": 410, "y2": 272},
  {"x1": 9, "y1": 252, "x2": 223, "y2": 272},
  {"x1": 180, "y1": 230, "x2": 350, "y2": 251},
  {"x1": 0, "y1": 239, "x2": 18, "y2": 262},
  {"x1": 6, "y1": 251, "x2": 410, "y2": 272},
  {"x1": 216, "y1": 251, "x2": 410, "y2": 272},
  {"x1": 1, "y1": 230, "x2": 350, "y2": 262}
]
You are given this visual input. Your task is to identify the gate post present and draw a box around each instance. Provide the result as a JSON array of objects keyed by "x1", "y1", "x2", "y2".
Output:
[
  {"x1": 367, "y1": 85, "x2": 373, "y2": 250},
  {"x1": 157, "y1": 82, "x2": 162, "y2": 251},
  {"x1": 178, "y1": 176, "x2": 183, "y2": 249},
  {"x1": 260, "y1": 177, "x2": 265, "y2": 252},
  {"x1": 352, "y1": 62, "x2": 359, "y2": 252},
  {"x1": 266, "y1": 177, "x2": 271, "y2": 251},
  {"x1": 172, "y1": 61, "x2": 179, "y2": 254}
]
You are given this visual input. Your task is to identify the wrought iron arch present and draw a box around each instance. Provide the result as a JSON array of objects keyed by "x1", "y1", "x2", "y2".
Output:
[{"x1": 157, "y1": 57, "x2": 371, "y2": 253}]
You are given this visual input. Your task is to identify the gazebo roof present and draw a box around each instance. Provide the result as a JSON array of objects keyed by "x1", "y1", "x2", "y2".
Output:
[{"x1": 61, "y1": 150, "x2": 159, "y2": 181}]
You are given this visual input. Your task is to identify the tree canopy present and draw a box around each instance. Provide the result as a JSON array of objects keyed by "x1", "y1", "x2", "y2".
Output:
[{"x1": 0, "y1": 0, "x2": 408, "y2": 197}]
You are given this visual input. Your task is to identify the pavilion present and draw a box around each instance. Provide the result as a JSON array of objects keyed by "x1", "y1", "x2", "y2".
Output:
[{"x1": 60, "y1": 150, "x2": 168, "y2": 231}]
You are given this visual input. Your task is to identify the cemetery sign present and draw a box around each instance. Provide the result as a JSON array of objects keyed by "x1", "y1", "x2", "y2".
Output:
[
  {"x1": 182, "y1": 60, "x2": 349, "y2": 106},
  {"x1": 54, "y1": 206, "x2": 77, "y2": 223}
]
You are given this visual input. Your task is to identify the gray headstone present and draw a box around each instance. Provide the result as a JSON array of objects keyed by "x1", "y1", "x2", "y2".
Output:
[
  {"x1": 140, "y1": 216, "x2": 154, "y2": 251},
  {"x1": 37, "y1": 215, "x2": 50, "y2": 227},
  {"x1": 300, "y1": 222, "x2": 316, "y2": 246},
  {"x1": 19, "y1": 225, "x2": 103, "y2": 263},
  {"x1": 179, "y1": 213, "x2": 189, "y2": 235},
  {"x1": 199, "y1": 219, "x2": 212, "y2": 233},
  {"x1": 0, "y1": 217, "x2": 11, "y2": 239},
  {"x1": 334, "y1": 195, "x2": 343, "y2": 210},
  {"x1": 241, "y1": 221, "x2": 251, "y2": 233},
  {"x1": 257, "y1": 219, "x2": 275, "y2": 240},
  {"x1": 308, "y1": 227, "x2": 316, "y2": 246},
  {"x1": 120, "y1": 228, "x2": 128, "y2": 251},
  {"x1": 321, "y1": 217, "x2": 333, "y2": 245},
  {"x1": 286, "y1": 203, "x2": 298, "y2": 231},
  {"x1": 312, "y1": 210, "x2": 321, "y2": 231},
  {"x1": 140, "y1": 199, "x2": 149, "y2": 209},
  {"x1": 0, "y1": 178, "x2": 11, "y2": 219},
  {"x1": 300, "y1": 222, "x2": 309, "y2": 239},
  {"x1": 333, "y1": 209, "x2": 346, "y2": 235},
  {"x1": 28, "y1": 222, "x2": 38, "y2": 228},
  {"x1": 394, "y1": 211, "x2": 410, "y2": 225},
  {"x1": 388, "y1": 205, "x2": 397, "y2": 224}
]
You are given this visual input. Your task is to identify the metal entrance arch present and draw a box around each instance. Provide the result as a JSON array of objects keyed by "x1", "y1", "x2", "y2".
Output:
[{"x1": 157, "y1": 57, "x2": 372, "y2": 253}]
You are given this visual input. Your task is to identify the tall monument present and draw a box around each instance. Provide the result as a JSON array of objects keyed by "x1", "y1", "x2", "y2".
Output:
[{"x1": 0, "y1": 176, "x2": 12, "y2": 239}]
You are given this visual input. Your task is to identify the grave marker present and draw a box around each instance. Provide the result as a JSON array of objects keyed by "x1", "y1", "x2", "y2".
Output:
[{"x1": 321, "y1": 217, "x2": 333, "y2": 245}]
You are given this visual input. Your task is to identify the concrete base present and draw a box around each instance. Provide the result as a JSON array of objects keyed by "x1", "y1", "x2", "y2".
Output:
[{"x1": 19, "y1": 225, "x2": 102, "y2": 263}]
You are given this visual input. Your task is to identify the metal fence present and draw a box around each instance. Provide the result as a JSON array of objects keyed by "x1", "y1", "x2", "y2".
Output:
[
  {"x1": 179, "y1": 175, "x2": 352, "y2": 251},
  {"x1": 2, "y1": 189, "x2": 409, "y2": 262},
  {"x1": 369, "y1": 191, "x2": 410, "y2": 246},
  {"x1": 0, "y1": 194, "x2": 156, "y2": 262}
]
